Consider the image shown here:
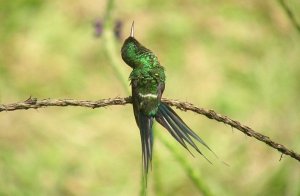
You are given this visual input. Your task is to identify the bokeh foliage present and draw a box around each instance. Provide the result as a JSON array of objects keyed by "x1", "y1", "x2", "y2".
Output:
[{"x1": 0, "y1": 0, "x2": 300, "y2": 195}]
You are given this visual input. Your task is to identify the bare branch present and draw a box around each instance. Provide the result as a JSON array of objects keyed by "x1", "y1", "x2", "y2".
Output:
[
  {"x1": 0, "y1": 96, "x2": 131, "y2": 112},
  {"x1": 1, "y1": 96, "x2": 299, "y2": 162},
  {"x1": 162, "y1": 98, "x2": 300, "y2": 162}
]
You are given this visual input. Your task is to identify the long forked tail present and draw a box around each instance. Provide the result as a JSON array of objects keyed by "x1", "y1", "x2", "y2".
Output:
[
  {"x1": 155, "y1": 103, "x2": 217, "y2": 163},
  {"x1": 138, "y1": 112, "x2": 154, "y2": 184}
]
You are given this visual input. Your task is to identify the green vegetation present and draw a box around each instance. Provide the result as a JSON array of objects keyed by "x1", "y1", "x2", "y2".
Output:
[{"x1": 0, "y1": 0, "x2": 300, "y2": 195}]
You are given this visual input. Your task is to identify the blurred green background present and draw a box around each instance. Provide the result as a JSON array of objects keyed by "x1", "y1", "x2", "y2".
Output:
[{"x1": 1, "y1": 0, "x2": 300, "y2": 195}]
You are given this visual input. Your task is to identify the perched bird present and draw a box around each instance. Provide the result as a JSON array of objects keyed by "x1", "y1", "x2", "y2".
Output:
[{"x1": 121, "y1": 22, "x2": 215, "y2": 182}]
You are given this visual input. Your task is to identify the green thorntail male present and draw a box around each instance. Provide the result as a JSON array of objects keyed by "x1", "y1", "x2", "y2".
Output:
[{"x1": 121, "y1": 22, "x2": 215, "y2": 182}]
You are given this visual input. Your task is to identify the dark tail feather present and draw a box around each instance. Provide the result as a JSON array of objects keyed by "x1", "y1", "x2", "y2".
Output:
[
  {"x1": 156, "y1": 103, "x2": 216, "y2": 163},
  {"x1": 138, "y1": 112, "x2": 154, "y2": 184},
  {"x1": 160, "y1": 104, "x2": 218, "y2": 158},
  {"x1": 155, "y1": 110, "x2": 195, "y2": 157}
]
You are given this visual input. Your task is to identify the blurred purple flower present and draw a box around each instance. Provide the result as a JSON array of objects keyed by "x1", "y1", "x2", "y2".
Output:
[
  {"x1": 94, "y1": 19, "x2": 103, "y2": 37},
  {"x1": 93, "y1": 19, "x2": 123, "y2": 40},
  {"x1": 114, "y1": 20, "x2": 123, "y2": 40}
]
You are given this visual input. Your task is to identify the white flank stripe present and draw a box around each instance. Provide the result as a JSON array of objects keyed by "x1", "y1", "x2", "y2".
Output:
[{"x1": 138, "y1": 93, "x2": 157, "y2": 98}]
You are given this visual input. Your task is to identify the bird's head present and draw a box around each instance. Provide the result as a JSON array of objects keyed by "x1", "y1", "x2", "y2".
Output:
[{"x1": 121, "y1": 22, "x2": 149, "y2": 68}]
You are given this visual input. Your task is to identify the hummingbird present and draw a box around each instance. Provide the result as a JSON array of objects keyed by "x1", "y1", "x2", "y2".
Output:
[{"x1": 121, "y1": 22, "x2": 215, "y2": 182}]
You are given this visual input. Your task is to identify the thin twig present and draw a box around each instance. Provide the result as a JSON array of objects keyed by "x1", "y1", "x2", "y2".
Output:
[
  {"x1": 102, "y1": 0, "x2": 129, "y2": 92},
  {"x1": 278, "y1": 0, "x2": 300, "y2": 33},
  {"x1": 1, "y1": 96, "x2": 300, "y2": 163},
  {"x1": 155, "y1": 128, "x2": 213, "y2": 196}
]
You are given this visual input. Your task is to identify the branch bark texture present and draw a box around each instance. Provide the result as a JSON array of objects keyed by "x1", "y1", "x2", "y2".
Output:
[{"x1": 1, "y1": 96, "x2": 299, "y2": 162}]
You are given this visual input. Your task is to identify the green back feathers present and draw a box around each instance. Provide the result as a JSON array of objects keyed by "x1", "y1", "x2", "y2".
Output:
[{"x1": 129, "y1": 66, "x2": 165, "y2": 92}]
